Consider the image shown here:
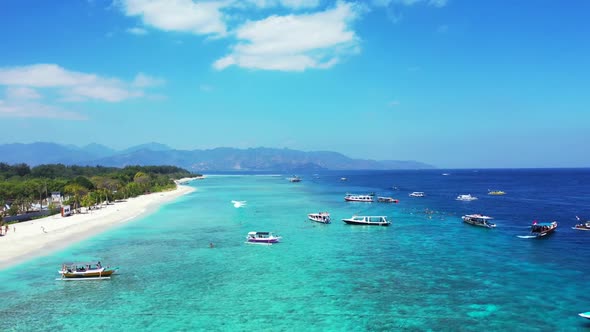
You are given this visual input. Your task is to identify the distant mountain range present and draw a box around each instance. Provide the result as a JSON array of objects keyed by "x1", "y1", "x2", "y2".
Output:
[{"x1": 0, "y1": 142, "x2": 435, "y2": 171}]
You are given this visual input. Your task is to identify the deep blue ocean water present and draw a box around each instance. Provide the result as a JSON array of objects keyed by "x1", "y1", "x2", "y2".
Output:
[{"x1": 1, "y1": 169, "x2": 590, "y2": 331}]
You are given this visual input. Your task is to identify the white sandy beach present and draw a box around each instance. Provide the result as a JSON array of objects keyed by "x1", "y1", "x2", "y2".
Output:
[{"x1": 0, "y1": 180, "x2": 196, "y2": 270}]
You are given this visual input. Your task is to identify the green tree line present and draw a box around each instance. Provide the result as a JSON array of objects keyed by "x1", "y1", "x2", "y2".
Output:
[{"x1": 0, "y1": 163, "x2": 198, "y2": 218}]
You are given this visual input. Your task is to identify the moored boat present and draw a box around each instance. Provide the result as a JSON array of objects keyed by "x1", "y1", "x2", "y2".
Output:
[
  {"x1": 409, "y1": 192, "x2": 425, "y2": 197},
  {"x1": 344, "y1": 194, "x2": 374, "y2": 202},
  {"x1": 308, "y1": 212, "x2": 331, "y2": 224},
  {"x1": 377, "y1": 197, "x2": 398, "y2": 203},
  {"x1": 462, "y1": 214, "x2": 496, "y2": 228},
  {"x1": 530, "y1": 221, "x2": 558, "y2": 237},
  {"x1": 246, "y1": 231, "x2": 281, "y2": 244},
  {"x1": 288, "y1": 176, "x2": 301, "y2": 182},
  {"x1": 58, "y1": 261, "x2": 116, "y2": 280},
  {"x1": 456, "y1": 194, "x2": 477, "y2": 201},
  {"x1": 342, "y1": 215, "x2": 390, "y2": 226}
]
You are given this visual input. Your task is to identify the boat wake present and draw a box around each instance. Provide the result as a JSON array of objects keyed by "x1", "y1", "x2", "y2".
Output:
[
  {"x1": 231, "y1": 200, "x2": 247, "y2": 208},
  {"x1": 517, "y1": 235, "x2": 537, "y2": 239}
]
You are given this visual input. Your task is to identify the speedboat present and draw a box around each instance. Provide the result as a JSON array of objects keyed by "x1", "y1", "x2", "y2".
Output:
[
  {"x1": 58, "y1": 261, "x2": 117, "y2": 280},
  {"x1": 573, "y1": 217, "x2": 590, "y2": 231},
  {"x1": 342, "y1": 215, "x2": 390, "y2": 226},
  {"x1": 246, "y1": 231, "x2": 281, "y2": 244},
  {"x1": 288, "y1": 176, "x2": 301, "y2": 182},
  {"x1": 344, "y1": 194, "x2": 374, "y2": 202},
  {"x1": 340, "y1": 177, "x2": 347, "y2": 181},
  {"x1": 530, "y1": 221, "x2": 558, "y2": 237},
  {"x1": 456, "y1": 194, "x2": 477, "y2": 201},
  {"x1": 488, "y1": 190, "x2": 506, "y2": 195},
  {"x1": 462, "y1": 214, "x2": 496, "y2": 228},
  {"x1": 377, "y1": 197, "x2": 398, "y2": 203},
  {"x1": 579, "y1": 312, "x2": 590, "y2": 319},
  {"x1": 308, "y1": 212, "x2": 331, "y2": 224},
  {"x1": 409, "y1": 192, "x2": 425, "y2": 197}
]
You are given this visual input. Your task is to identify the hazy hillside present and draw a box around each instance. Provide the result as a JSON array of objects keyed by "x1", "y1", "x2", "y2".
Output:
[{"x1": 0, "y1": 142, "x2": 435, "y2": 171}]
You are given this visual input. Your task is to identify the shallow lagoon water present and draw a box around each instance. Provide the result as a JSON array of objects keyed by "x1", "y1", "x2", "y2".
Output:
[{"x1": 2, "y1": 170, "x2": 590, "y2": 331}]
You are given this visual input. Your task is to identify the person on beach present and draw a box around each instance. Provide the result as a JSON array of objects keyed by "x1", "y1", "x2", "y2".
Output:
[{"x1": 4, "y1": 225, "x2": 8, "y2": 234}]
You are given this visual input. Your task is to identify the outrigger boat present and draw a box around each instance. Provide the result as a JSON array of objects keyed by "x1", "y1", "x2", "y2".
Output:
[
  {"x1": 246, "y1": 231, "x2": 282, "y2": 245},
  {"x1": 573, "y1": 216, "x2": 590, "y2": 231},
  {"x1": 57, "y1": 261, "x2": 117, "y2": 280},
  {"x1": 462, "y1": 214, "x2": 496, "y2": 228},
  {"x1": 342, "y1": 215, "x2": 391, "y2": 226},
  {"x1": 308, "y1": 212, "x2": 331, "y2": 224},
  {"x1": 377, "y1": 197, "x2": 399, "y2": 203}
]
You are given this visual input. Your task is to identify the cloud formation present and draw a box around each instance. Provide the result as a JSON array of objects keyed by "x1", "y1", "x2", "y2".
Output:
[
  {"x1": 0, "y1": 64, "x2": 163, "y2": 103},
  {"x1": 0, "y1": 99, "x2": 86, "y2": 120},
  {"x1": 214, "y1": 2, "x2": 363, "y2": 71},
  {"x1": 121, "y1": 0, "x2": 228, "y2": 37}
]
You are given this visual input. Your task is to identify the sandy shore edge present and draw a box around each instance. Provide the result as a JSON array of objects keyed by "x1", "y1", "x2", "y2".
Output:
[{"x1": 0, "y1": 179, "x2": 197, "y2": 270}]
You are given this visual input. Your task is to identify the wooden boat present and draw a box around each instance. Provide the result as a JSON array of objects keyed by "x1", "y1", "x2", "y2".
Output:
[
  {"x1": 246, "y1": 231, "x2": 281, "y2": 244},
  {"x1": 530, "y1": 221, "x2": 558, "y2": 237},
  {"x1": 377, "y1": 197, "x2": 398, "y2": 203},
  {"x1": 58, "y1": 261, "x2": 116, "y2": 280},
  {"x1": 462, "y1": 214, "x2": 496, "y2": 228},
  {"x1": 344, "y1": 194, "x2": 374, "y2": 202},
  {"x1": 342, "y1": 215, "x2": 390, "y2": 226},
  {"x1": 308, "y1": 212, "x2": 331, "y2": 224}
]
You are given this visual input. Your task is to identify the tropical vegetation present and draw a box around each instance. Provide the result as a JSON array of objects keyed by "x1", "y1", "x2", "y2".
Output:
[{"x1": 0, "y1": 163, "x2": 196, "y2": 218}]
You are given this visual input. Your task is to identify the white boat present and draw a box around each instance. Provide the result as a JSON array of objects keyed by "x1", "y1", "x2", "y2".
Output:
[
  {"x1": 409, "y1": 192, "x2": 425, "y2": 197},
  {"x1": 308, "y1": 212, "x2": 331, "y2": 224},
  {"x1": 377, "y1": 197, "x2": 398, "y2": 203},
  {"x1": 288, "y1": 176, "x2": 301, "y2": 182},
  {"x1": 462, "y1": 214, "x2": 496, "y2": 228},
  {"x1": 246, "y1": 231, "x2": 282, "y2": 244},
  {"x1": 342, "y1": 215, "x2": 390, "y2": 226},
  {"x1": 579, "y1": 312, "x2": 590, "y2": 319},
  {"x1": 57, "y1": 261, "x2": 117, "y2": 280},
  {"x1": 340, "y1": 177, "x2": 347, "y2": 181},
  {"x1": 573, "y1": 216, "x2": 590, "y2": 231},
  {"x1": 456, "y1": 194, "x2": 477, "y2": 201},
  {"x1": 344, "y1": 194, "x2": 374, "y2": 202}
]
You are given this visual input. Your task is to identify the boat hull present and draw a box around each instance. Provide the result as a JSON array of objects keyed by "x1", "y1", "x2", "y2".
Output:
[
  {"x1": 342, "y1": 219, "x2": 390, "y2": 226},
  {"x1": 59, "y1": 269, "x2": 116, "y2": 279},
  {"x1": 247, "y1": 239, "x2": 280, "y2": 243},
  {"x1": 463, "y1": 220, "x2": 495, "y2": 228}
]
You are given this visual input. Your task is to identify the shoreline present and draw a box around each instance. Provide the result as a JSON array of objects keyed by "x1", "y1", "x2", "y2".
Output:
[{"x1": 0, "y1": 180, "x2": 196, "y2": 270}]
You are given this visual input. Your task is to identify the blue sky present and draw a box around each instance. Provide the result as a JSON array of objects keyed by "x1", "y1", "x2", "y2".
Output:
[{"x1": 0, "y1": 0, "x2": 588, "y2": 168}]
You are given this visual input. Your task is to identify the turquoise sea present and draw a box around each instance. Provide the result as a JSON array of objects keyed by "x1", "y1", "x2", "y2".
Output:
[{"x1": 2, "y1": 170, "x2": 590, "y2": 331}]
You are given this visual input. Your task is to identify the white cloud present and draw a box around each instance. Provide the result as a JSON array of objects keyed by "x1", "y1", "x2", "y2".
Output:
[
  {"x1": 132, "y1": 73, "x2": 165, "y2": 87},
  {"x1": 120, "y1": 0, "x2": 228, "y2": 37},
  {"x1": 0, "y1": 64, "x2": 162, "y2": 103},
  {"x1": 214, "y1": 1, "x2": 363, "y2": 71},
  {"x1": 127, "y1": 27, "x2": 148, "y2": 35},
  {"x1": 372, "y1": 0, "x2": 447, "y2": 7},
  {"x1": 0, "y1": 99, "x2": 87, "y2": 120},
  {"x1": 388, "y1": 100, "x2": 400, "y2": 107},
  {"x1": 243, "y1": 0, "x2": 321, "y2": 9},
  {"x1": 5, "y1": 87, "x2": 41, "y2": 100}
]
